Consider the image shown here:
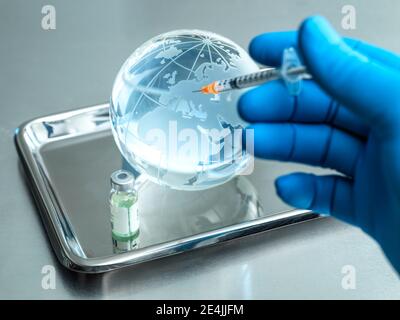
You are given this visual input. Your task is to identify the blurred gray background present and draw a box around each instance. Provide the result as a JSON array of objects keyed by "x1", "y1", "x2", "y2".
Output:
[{"x1": 1, "y1": 0, "x2": 400, "y2": 299}]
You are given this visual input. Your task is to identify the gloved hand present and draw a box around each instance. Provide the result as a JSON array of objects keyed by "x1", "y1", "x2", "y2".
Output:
[{"x1": 238, "y1": 16, "x2": 400, "y2": 273}]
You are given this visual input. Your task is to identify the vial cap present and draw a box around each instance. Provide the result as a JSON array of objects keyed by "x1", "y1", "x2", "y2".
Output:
[{"x1": 110, "y1": 170, "x2": 135, "y2": 192}]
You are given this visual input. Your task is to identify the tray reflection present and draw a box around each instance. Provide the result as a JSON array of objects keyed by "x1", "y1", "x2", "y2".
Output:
[{"x1": 17, "y1": 104, "x2": 320, "y2": 272}]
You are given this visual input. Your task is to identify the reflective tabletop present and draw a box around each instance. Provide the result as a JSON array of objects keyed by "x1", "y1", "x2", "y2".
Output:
[{"x1": 1, "y1": 0, "x2": 400, "y2": 298}]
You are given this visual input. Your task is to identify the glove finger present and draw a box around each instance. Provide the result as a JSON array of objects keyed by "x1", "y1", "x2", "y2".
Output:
[
  {"x1": 249, "y1": 31, "x2": 400, "y2": 70},
  {"x1": 298, "y1": 16, "x2": 400, "y2": 124},
  {"x1": 249, "y1": 31, "x2": 297, "y2": 67},
  {"x1": 238, "y1": 80, "x2": 368, "y2": 138},
  {"x1": 275, "y1": 172, "x2": 355, "y2": 225},
  {"x1": 345, "y1": 38, "x2": 400, "y2": 71},
  {"x1": 248, "y1": 123, "x2": 363, "y2": 177}
]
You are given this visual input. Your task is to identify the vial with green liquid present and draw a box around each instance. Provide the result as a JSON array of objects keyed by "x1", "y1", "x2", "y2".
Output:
[{"x1": 109, "y1": 170, "x2": 139, "y2": 252}]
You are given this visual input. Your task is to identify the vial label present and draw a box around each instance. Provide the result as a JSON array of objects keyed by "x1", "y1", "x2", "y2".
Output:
[{"x1": 111, "y1": 203, "x2": 139, "y2": 238}]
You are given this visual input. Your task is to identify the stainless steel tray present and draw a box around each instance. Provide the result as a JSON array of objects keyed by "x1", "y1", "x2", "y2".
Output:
[{"x1": 15, "y1": 103, "x2": 319, "y2": 273}]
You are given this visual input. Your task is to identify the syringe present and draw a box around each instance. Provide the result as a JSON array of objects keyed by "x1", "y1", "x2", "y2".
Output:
[{"x1": 193, "y1": 47, "x2": 311, "y2": 96}]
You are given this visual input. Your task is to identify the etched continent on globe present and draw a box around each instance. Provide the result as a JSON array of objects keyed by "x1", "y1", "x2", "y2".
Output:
[{"x1": 110, "y1": 30, "x2": 259, "y2": 190}]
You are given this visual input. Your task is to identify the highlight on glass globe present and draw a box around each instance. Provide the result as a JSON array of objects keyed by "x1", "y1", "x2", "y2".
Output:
[{"x1": 110, "y1": 29, "x2": 259, "y2": 190}]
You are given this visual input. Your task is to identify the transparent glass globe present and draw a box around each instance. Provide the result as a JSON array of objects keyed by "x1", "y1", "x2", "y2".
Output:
[{"x1": 110, "y1": 30, "x2": 258, "y2": 190}]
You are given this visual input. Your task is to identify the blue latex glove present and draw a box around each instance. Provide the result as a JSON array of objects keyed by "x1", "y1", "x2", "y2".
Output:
[{"x1": 238, "y1": 16, "x2": 400, "y2": 273}]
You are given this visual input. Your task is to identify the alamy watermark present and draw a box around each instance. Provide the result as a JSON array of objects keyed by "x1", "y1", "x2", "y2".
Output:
[
  {"x1": 41, "y1": 265, "x2": 56, "y2": 290},
  {"x1": 341, "y1": 5, "x2": 357, "y2": 30},
  {"x1": 135, "y1": 120, "x2": 255, "y2": 175},
  {"x1": 41, "y1": 5, "x2": 56, "y2": 30},
  {"x1": 341, "y1": 264, "x2": 356, "y2": 290}
]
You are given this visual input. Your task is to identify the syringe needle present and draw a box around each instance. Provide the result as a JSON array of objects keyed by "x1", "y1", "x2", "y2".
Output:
[{"x1": 193, "y1": 47, "x2": 310, "y2": 96}]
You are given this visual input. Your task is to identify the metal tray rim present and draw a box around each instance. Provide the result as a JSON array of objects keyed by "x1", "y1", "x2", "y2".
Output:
[{"x1": 15, "y1": 103, "x2": 319, "y2": 273}]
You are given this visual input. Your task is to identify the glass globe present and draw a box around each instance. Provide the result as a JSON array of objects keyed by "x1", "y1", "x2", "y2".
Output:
[{"x1": 110, "y1": 30, "x2": 258, "y2": 190}]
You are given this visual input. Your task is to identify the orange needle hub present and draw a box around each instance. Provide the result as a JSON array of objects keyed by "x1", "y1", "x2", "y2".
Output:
[{"x1": 200, "y1": 81, "x2": 220, "y2": 94}]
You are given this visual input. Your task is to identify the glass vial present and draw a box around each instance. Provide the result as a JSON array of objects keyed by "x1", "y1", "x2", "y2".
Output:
[{"x1": 109, "y1": 170, "x2": 139, "y2": 251}]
